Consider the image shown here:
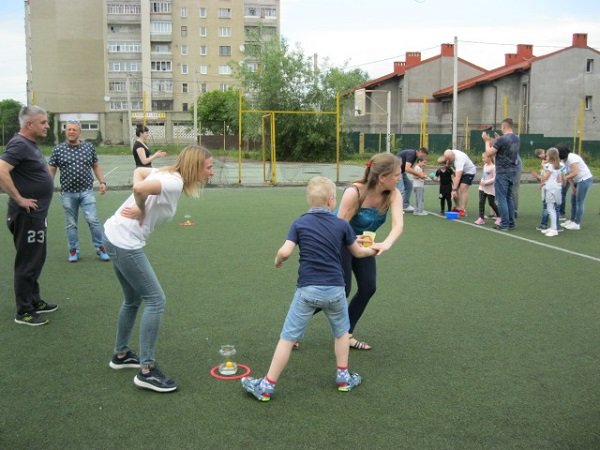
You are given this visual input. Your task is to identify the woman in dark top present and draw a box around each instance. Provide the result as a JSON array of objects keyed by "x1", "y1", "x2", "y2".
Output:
[{"x1": 132, "y1": 125, "x2": 167, "y2": 167}]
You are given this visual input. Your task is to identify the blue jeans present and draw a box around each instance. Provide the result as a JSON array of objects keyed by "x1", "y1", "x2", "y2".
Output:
[
  {"x1": 105, "y1": 239, "x2": 166, "y2": 368},
  {"x1": 396, "y1": 173, "x2": 413, "y2": 208},
  {"x1": 61, "y1": 190, "x2": 104, "y2": 250},
  {"x1": 495, "y1": 172, "x2": 515, "y2": 228},
  {"x1": 560, "y1": 183, "x2": 570, "y2": 215},
  {"x1": 570, "y1": 178, "x2": 593, "y2": 225},
  {"x1": 280, "y1": 286, "x2": 348, "y2": 341}
]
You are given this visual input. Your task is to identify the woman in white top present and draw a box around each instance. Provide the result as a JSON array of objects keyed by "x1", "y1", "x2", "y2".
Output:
[
  {"x1": 104, "y1": 145, "x2": 214, "y2": 393},
  {"x1": 557, "y1": 144, "x2": 593, "y2": 230}
]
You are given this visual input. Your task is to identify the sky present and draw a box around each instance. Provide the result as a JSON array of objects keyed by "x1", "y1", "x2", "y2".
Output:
[{"x1": 1, "y1": 0, "x2": 599, "y2": 104}]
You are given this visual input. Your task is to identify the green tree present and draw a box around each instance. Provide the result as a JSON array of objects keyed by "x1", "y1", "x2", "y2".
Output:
[
  {"x1": 0, "y1": 99, "x2": 23, "y2": 146},
  {"x1": 235, "y1": 37, "x2": 368, "y2": 161},
  {"x1": 193, "y1": 88, "x2": 240, "y2": 135}
]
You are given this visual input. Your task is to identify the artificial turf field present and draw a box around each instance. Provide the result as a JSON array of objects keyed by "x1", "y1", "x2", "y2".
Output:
[{"x1": 1, "y1": 184, "x2": 599, "y2": 449}]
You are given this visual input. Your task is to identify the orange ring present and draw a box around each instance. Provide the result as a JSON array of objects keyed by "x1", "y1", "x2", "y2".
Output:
[{"x1": 210, "y1": 363, "x2": 251, "y2": 380}]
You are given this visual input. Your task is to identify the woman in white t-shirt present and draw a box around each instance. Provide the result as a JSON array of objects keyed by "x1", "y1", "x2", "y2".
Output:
[
  {"x1": 557, "y1": 144, "x2": 593, "y2": 230},
  {"x1": 104, "y1": 145, "x2": 214, "y2": 393}
]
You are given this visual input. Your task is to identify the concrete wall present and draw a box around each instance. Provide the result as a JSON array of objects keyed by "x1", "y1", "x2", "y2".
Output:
[{"x1": 529, "y1": 48, "x2": 600, "y2": 139}]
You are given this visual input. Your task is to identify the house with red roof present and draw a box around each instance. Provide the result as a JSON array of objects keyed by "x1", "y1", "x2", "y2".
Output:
[
  {"x1": 433, "y1": 33, "x2": 600, "y2": 143},
  {"x1": 344, "y1": 44, "x2": 486, "y2": 135}
]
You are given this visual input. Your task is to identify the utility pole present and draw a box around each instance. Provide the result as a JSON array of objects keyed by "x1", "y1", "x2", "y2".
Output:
[
  {"x1": 126, "y1": 73, "x2": 133, "y2": 145},
  {"x1": 193, "y1": 70, "x2": 198, "y2": 144},
  {"x1": 452, "y1": 36, "x2": 458, "y2": 149}
]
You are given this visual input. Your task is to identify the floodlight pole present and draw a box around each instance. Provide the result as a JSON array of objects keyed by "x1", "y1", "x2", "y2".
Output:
[
  {"x1": 452, "y1": 36, "x2": 458, "y2": 149},
  {"x1": 386, "y1": 90, "x2": 391, "y2": 153}
]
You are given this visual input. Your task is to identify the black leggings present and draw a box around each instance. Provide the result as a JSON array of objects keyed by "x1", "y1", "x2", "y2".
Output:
[
  {"x1": 341, "y1": 248, "x2": 377, "y2": 334},
  {"x1": 479, "y1": 191, "x2": 499, "y2": 219}
]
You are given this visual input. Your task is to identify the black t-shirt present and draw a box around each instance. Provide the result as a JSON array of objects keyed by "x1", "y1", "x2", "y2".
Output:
[
  {"x1": 132, "y1": 140, "x2": 151, "y2": 167},
  {"x1": 0, "y1": 134, "x2": 54, "y2": 218},
  {"x1": 396, "y1": 149, "x2": 417, "y2": 173}
]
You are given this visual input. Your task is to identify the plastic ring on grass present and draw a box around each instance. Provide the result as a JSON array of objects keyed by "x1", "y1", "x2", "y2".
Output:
[{"x1": 210, "y1": 363, "x2": 251, "y2": 380}]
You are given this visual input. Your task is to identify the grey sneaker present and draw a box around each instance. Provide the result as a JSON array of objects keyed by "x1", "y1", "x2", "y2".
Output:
[
  {"x1": 34, "y1": 300, "x2": 58, "y2": 314},
  {"x1": 134, "y1": 366, "x2": 178, "y2": 393},
  {"x1": 336, "y1": 370, "x2": 362, "y2": 392},
  {"x1": 109, "y1": 350, "x2": 141, "y2": 369},
  {"x1": 241, "y1": 377, "x2": 275, "y2": 402},
  {"x1": 15, "y1": 311, "x2": 48, "y2": 326}
]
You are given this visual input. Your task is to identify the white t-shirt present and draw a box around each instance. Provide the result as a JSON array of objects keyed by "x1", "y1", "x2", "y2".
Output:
[
  {"x1": 565, "y1": 153, "x2": 592, "y2": 183},
  {"x1": 451, "y1": 150, "x2": 477, "y2": 175},
  {"x1": 543, "y1": 162, "x2": 562, "y2": 190},
  {"x1": 104, "y1": 169, "x2": 184, "y2": 249}
]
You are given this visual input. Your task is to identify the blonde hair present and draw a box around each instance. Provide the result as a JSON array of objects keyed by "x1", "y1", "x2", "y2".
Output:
[
  {"x1": 354, "y1": 153, "x2": 400, "y2": 213},
  {"x1": 546, "y1": 147, "x2": 560, "y2": 170},
  {"x1": 482, "y1": 152, "x2": 494, "y2": 164},
  {"x1": 161, "y1": 145, "x2": 212, "y2": 198},
  {"x1": 307, "y1": 176, "x2": 336, "y2": 208},
  {"x1": 534, "y1": 148, "x2": 545, "y2": 159}
]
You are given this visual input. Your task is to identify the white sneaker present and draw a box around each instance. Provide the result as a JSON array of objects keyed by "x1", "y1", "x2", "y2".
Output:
[
  {"x1": 404, "y1": 206, "x2": 415, "y2": 212},
  {"x1": 560, "y1": 220, "x2": 572, "y2": 228},
  {"x1": 564, "y1": 222, "x2": 580, "y2": 230},
  {"x1": 545, "y1": 230, "x2": 558, "y2": 237}
]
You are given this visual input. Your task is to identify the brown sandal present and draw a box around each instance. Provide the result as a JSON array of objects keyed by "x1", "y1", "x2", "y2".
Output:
[{"x1": 349, "y1": 336, "x2": 372, "y2": 350}]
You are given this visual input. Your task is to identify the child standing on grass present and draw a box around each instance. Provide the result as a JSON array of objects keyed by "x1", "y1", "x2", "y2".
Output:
[
  {"x1": 540, "y1": 147, "x2": 563, "y2": 237},
  {"x1": 474, "y1": 153, "x2": 501, "y2": 226},
  {"x1": 531, "y1": 148, "x2": 550, "y2": 231},
  {"x1": 412, "y1": 158, "x2": 427, "y2": 215},
  {"x1": 435, "y1": 156, "x2": 454, "y2": 214},
  {"x1": 241, "y1": 176, "x2": 377, "y2": 402}
]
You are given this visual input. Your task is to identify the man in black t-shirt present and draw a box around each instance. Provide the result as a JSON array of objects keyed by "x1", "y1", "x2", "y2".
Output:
[
  {"x1": 0, "y1": 105, "x2": 58, "y2": 326},
  {"x1": 395, "y1": 147, "x2": 428, "y2": 211}
]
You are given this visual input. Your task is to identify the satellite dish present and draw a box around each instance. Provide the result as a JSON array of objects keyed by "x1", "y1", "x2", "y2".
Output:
[{"x1": 239, "y1": 44, "x2": 245, "y2": 53}]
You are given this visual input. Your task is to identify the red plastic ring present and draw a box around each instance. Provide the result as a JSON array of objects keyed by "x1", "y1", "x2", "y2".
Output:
[{"x1": 210, "y1": 363, "x2": 251, "y2": 380}]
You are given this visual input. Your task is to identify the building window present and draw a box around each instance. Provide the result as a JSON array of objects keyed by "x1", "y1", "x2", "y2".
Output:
[
  {"x1": 181, "y1": 26, "x2": 188, "y2": 37},
  {"x1": 152, "y1": 43, "x2": 171, "y2": 54},
  {"x1": 182, "y1": 83, "x2": 188, "y2": 93},
  {"x1": 586, "y1": 59, "x2": 594, "y2": 73},
  {"x1": 218, "y1": 27, "x2": 231, "y2": 37},
  {"x1": 199, "y1": 64, "x2": 208, "y2": 75},
  {"x1": 220, "y1": 83, "x2": 229, "y2": 92},
  {"x1": 182, "y1": 102, "x2": 189, "y2": 112},
  {"x1": 181, "y1": 64, "x2": 189, "y2": 75},
  {"x1": 150, "y1": 21, "x2": 172, "y2": 34},
  {"x1": 262, "y1": 7, "x2": 277, "y2": 18},
  {"x1": 218, "y1": 8, "x2": 232, "y2": 18},
  {"x1": 80, "y1": 122, "x2": 99, "y2": 131},
  {"x1": 151, "y1": 2, "x2": 171, "y2": 13},
  {"x1": 180, "y1": 44, "x2": 188, "y2": 55},
  {"x1": 585, "y1": 96, "x2": 593, "y2": 110},
  {"x1": 181, "y1": 7, "x2": 188, "y2": 18},
  {"x1": 199, "y1": 26, "x2": 208, "y2": 37},
  {"x1": 199, "y1": 7, "x2": 207, "y2": 18},
  {"x1": 109, "y1": 61, "x2": 141, "y2": 72},
  {"x1": 201, "y1": 83, "x2": 208, "y2": 94},
  {"x1": 152, "y1": 80, "x2": 173, "y2": 93},
  {"x1": 245, "y1": 7, "x2": 258, "y2": 17},
  {"x1": 109, "y1": 81, "x2": 127, "y2": 92},
  {"x1": 200, "y1": 45, "x2": 208, "y2": 56},
  {"x1": 246, "y1": 62, "x2": 258, "y2": 72},
  {"x1": 219, "y1": 46, "x2": 231, "y2": 57},
  {"x1": 108, "y1": 42, "x2": 141, "y2": 53},
  {"x1": 107, "y1": 3, "x2": 140, "y2": 15},
  {"x1": 151, "y1": 60, "x2": 172, "y2": 72},
  {"x1": 110, "y1": 100, "x2": 142, "y2": 111},
  {"x1": 218, "y1": 65, "x2": 232, "y2": 75},
  {"x1": 152, "y1": 100, "x2": 173, "y2": 111}
]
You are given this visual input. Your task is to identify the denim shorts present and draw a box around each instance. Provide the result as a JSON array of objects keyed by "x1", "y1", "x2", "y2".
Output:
[{"x1": 280, "y1": 286, "x2": 349, "y2": 341}]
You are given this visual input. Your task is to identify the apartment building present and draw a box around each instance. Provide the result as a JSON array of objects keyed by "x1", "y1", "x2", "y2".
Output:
[{"x1": 24, "y1": 0, "x2": 280, "y2": 144}]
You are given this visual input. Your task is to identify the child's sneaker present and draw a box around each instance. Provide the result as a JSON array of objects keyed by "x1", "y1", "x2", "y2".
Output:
[
  {"x1": 241, "y1": 377, "x2": 275, "y2": 402},
  {"x1": 68, "y1": 248, "x2": 79, "y2": 263},
  {"x1": 109, "y1": 350, "x2": 141, "y2": 369},
  {"x1": 336, "y1": 370, "x2": 362, "y2": 392},
  {"x1": 96, "y1": 246, "x2": 110, "y2": 261},
  {"x1": 474, "y1": 217, "x2": 485, "y2": 225},
  {"x1": 134, "y1": 365, "x2": 178, "y2": 393}
]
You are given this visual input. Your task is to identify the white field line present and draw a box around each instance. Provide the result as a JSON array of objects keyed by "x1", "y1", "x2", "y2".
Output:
[{"x1": 428, "y1": 211, "x2": 600, "y2": 263}]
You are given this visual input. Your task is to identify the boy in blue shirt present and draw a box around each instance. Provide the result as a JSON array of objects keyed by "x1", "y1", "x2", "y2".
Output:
[{"x1": 241, "y1": 176, "x2": 377, "y2": 401}]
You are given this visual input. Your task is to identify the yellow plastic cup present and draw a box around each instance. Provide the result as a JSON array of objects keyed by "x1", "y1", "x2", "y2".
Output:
[{"x1": 362, "y1": 231, "x2": 376, "y2": 247}]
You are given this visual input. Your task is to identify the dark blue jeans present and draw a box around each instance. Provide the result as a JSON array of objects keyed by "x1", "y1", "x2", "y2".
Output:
[{"x1": 495, "y1": 172, "x2": 515, "y2": 228}]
